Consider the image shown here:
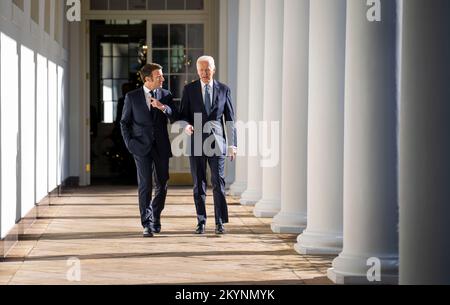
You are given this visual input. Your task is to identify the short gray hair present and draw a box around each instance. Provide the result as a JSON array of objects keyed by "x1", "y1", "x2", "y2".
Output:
[{"x1": 196, "y1": 55, "x2": 216, "y2": 70}]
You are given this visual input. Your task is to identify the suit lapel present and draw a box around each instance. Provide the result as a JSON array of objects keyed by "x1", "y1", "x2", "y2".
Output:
[
  {"x1": 195, "y1": 80, "x2": 207, "y2": 116},
  {"x1": 212, "y1": 80, "x2": 220, "y2": 112}
]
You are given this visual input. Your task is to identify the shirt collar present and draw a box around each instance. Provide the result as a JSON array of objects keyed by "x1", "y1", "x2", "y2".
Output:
[
  {"x1": 143, "y1": 85, "x2": 156, "y2": 95},
  {"x1": 201, "y1": 79, "x2": 214, "y2": 89}
]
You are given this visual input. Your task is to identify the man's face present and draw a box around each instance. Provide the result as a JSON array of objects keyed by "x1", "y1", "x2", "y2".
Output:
[
  {"x1": 197, "y1": 61, "x2": 215, "y2": 84},
  {"x1": 146, "y1": 69, "x2": 165, "y2": 89}
]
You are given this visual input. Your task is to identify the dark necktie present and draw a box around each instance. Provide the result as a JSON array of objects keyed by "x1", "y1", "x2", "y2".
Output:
[{"x1": 205, "y1": 85, "x2": 212, "y2": 115}]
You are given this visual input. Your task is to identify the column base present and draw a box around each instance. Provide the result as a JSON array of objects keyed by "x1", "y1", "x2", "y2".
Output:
[
  {"x1": 327, "y1": 253, "x2": 399, "y2": 285},
  {"x1": 229, "y1": 181, "x2": 247, "y2": 197},
  {"x1": 295, "y1": 230, "x2": 343, "y2": 255},
  {"x1": 240, "y1": 189, "x2": 261, "y2": 206},
  {"x1": 253, "y1": 199, "x2": 280, "y2": 218},
  {"x1": 271, "y1": 212, "x2": 307, "y2": 234}
]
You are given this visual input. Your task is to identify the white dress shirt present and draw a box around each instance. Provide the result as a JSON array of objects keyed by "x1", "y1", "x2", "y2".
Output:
[{"x1": 200, "y1": 79, "x2": 214, "y2": 107}]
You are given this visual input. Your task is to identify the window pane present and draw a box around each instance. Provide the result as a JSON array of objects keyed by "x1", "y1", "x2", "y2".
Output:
[
  {"x1": 188, "y1": 24, "x2": 204, "y2": 49},
  {"x1": 90, "y1": 0, "x2": 108, "y2": 10},
  {"x1": 113, "y1": 80, "x2": 130, "y2": 100},
  {"x1": 152, "y1": 24, "x2": 169, "y2": 48},
  {"x1": 186, "y1": 0, "x2": 203, "y2": 10},
  {"x1": 170, "y1": 47, "x2": 186, "y2": 73},
  {"x1": 187, "y1": 49, "x2": 204, "y2": 73},
  {"x1": 152, "y1": 50, "x2": 169, "y2": 73},
  {"x1": 170, "y1": 75, "x2": 187, "y2": 99},
  {"x1": 102, "y1": 58, "x2": 113, "y2": 79},
  {"x1": 113, "y1": 43, "x2": 129, "y2": 57},
  {"x1": 148, "y1": 0, "x2": 165, "y2": 10},
  {"x1": 167, "y1": 0, "x2": 184, "y2": 10},
  {"x1": 101, "y1": 43, "x2": 112, "y2": 57},
  {"x1": 170, "y1": 24, "x2": 186, "y2": 47},
  {"x1": 113, "y1": 57, "x2": 129, "y2": 78},
  {"x1": 102, "y1": 80, "x2": 113, "y2": 101},
  {"x1": 129, "y1": 0, "x2": 147, "y2": 9},
  {"x1": 110, "y1": 0, "x2": 127, "y2": 10}
]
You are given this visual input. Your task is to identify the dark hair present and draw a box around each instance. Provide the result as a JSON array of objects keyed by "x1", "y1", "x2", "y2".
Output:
[{"x1": 140, "y1": 63, "x2": 163, "y2": 82}]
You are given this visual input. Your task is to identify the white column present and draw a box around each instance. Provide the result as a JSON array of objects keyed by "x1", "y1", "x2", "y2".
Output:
[
  {"x1": 295, "y1": 0, "x2": 345, "y2": 255},
  {"x1": 400, "y1": 0, "x2": 450, "y2": 285},
  {"x1": 253, "y1": 0, "x2": 283, "y2": 218},
  {"x1": 271, "y1": 0, "x2": 309, "y2": 233},
  {"x1": 229, "y1": 0, "x2": 250, "y2": 197},
  {"x1": 327, "y1": 0, "x2": 400, "y2": 285},
  {"x1": 239, "y1": 0, "x2": 265, "y2": 206}
]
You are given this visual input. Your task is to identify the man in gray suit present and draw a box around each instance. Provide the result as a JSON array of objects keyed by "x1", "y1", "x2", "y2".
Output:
[{"x1": 121, "y1": 63, "x2": 177, "y2": 237}]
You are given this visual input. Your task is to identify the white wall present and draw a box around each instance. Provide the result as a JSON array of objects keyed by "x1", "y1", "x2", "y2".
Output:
[{"x1": 0, "y1": 0, "x2": 70, "y2": 238}]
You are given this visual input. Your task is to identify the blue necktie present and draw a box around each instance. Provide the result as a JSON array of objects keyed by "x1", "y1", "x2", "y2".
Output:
[{"x1": 205, "y1": 85, "x2": 212, "y2": 115}]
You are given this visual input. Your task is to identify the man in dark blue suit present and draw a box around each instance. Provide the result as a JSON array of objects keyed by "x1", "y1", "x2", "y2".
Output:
[
  {"x1": 180, "y1": 56, "x2": 237, "y2": 235},
  {"x1": 120, "y1": 63, "x2": 177, "y2": 237}
]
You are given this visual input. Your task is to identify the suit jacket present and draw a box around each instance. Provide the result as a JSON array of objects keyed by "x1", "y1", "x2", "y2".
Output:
[
  {"x1": 120, "y1": 87, "x2": 177, "y2": 158},
  {"x1": 180, "y1": 80, "x2": 237, "y2": 156}
]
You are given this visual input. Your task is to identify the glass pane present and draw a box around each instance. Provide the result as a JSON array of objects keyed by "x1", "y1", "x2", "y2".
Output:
[
  {"x1": 129, "y1": 0, "x2": 147, "y2": 9},
  {"x1": 109, "y1": 0, "x2": 127, "y2": 10},
  {"x1": 102, "y1": 57, "x2": 113, "y2": 79},
  {"x1": 152, "y1": 50, "x2": 169, "y2": 73},
  {"x1": 129, "y1": 43, "x2": 140, "y2": 56},
  {"x1": 170, "y1": 47, "x2": 186, "y2": 73},
  {"x1": 129, "y1": 57, "x2": 141, "y2": 72},
  {"x1": 170, "y1": 75, "x2": 187, "y2": 99},
  {"x1": 188, "y1": 24, "x2": 204, "y2": 49},
  {"x1": 186, "y1": 0, "x2": 203, "y2": 10},
  {"x1": 170, "y1": 24, "x2": 186, "y2": 47},
  {"x1": 113, "y1": 80, "x2": 130, "y2": 100},
  {"x1": 101, "y1": 43, "x2": 112, "y2": 57},
  {"x1": 187, "y1": 49, "x2": 203, "y2": 73},
  {"x1": 103, "y1": 101, "x2": 116, "y2": 123},
  {"x1": 167, "y1": 0, "x2": 184, "y2": 10},
  {"x1": 113, "y1": 57, "x2": 129, "y2": 78},
  {"x1": 113, "y1": 43, "x2": 129, "y2": 57},
  {"x1": 152, "y1": 24, "x2": 169, "y2": 48},
  {"x1": 148, "y1": 0, "x2": 165, "y2": 10},
  {"x1": 102, "y1": 80, "x2": 113, "y2": 101},
  {"x1": 90, "y1": 0, "x2": 108, "y2": 10}
]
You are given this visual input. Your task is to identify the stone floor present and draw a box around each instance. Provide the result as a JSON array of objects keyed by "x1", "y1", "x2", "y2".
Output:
[{"x1": 0, "y1": 186, "x2": 333, "y2": 285}]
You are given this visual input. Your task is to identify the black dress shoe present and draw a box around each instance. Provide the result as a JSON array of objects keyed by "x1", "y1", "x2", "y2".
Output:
[
  {"x1": 195, "y1": 223, "x2": 206, "y2": 234},
  {"x1": 215, "y1": 224, "x2": 225, "y2": 235},
  {"x1": 143, "y1": 227, "x2": 154, "y2": 238},
  {"x1": 151, "y1": 223, "x2": 161, "y2": 234}
]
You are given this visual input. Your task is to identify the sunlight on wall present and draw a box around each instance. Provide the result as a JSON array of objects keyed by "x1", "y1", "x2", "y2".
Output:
[
  {"x1": 1, "y1": 33, "x2": 19, "y2": 238},
  {"x1": 36, "y1": 54, "x2": 48, "y2": 203},
  {"x1": 20, "y1": 45, "x2": 36, "y2": 218},
  {"x1": 48, "y1": 61, "x2": 57, "y2": 192},
  {"x1": 57, "y1": 66, "x2": 64, "y2": 185}
]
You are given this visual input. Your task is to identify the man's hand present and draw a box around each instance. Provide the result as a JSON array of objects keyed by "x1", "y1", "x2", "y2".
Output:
[
  {"x1": 185, "y1": 125, "x2": 194, "y2": 136},
  {"x1": 228, "y1": 146, "x2": 237, "y2": 162},
  {"x1": 150, "y1": 98, "x2": 166, "y2": 112}
]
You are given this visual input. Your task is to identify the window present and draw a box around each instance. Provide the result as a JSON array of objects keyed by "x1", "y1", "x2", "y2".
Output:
[
  {"x1": 151, "y1": 23, "x2": 204, "y2": 100},
  {"x1": 90, "y1": 0, "x2": 204, "y2": 10}
]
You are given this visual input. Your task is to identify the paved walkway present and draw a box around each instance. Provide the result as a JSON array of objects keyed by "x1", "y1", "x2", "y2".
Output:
[{"x1": 0, "y1": 186, "x2": 333, "y2": 285}]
